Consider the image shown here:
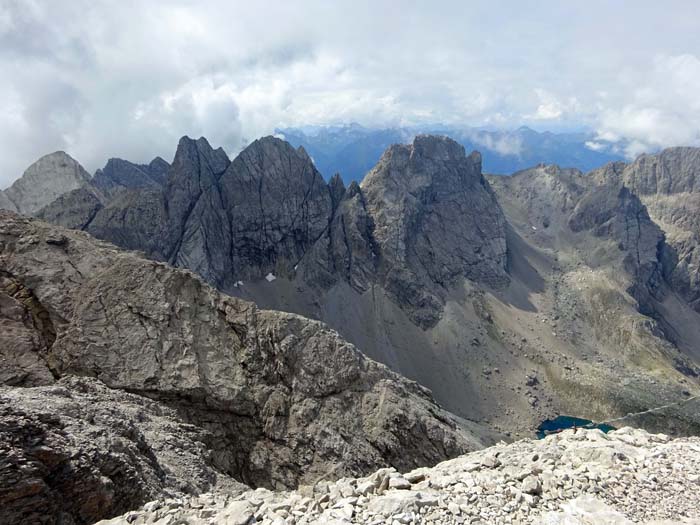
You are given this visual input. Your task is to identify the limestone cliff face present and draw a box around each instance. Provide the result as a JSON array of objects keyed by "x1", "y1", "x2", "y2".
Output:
[
  {"x1": 358, "y1": 135, "x2": 508, "y2": 327},
  {"x1": 0, "y1": 152, "x2": 91, "y2": 215},
  {"x1": 218, "y1": 137, "x2": 333, "y2": 283},
  {"x1": 300, "y1": 179, "x2": 379, "y2": 293},
  {"x1": 592, "y1": 148, "x2": 700, "y2": 311},
  {"x1": 38, "y1": 137, "x2": 336, "y2": 290},
  {"x1": 616, "y1": 147, "x2": 700, "y2": 195},
  {"x1": 568, "y1": 184, "x2": 665, "y2": 312},
  {"x1": 295, "y1": 135, "x2": 509, "y2": 328},
  {"x1": 0, "y1": 211, "x2": 488, "y2": 495}
]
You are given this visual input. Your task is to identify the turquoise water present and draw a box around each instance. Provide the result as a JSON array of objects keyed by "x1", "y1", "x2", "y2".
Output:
[{"x1": 536, "y1": 415, "x2": 616, "y2": 439}]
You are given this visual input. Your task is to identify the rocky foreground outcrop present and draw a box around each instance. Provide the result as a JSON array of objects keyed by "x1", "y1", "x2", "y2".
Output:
[
  {"x1": 0, "y1": 377, "x2": 246, "y2": 525},
  {"x1": 96, "y1": 427, "x2": 700, "y2": 525},
  {"x1": 0, "y1": 211, "x2": 494, "y2": 523}
]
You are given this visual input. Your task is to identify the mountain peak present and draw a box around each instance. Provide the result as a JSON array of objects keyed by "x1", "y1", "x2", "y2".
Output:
[
  {"x1": 358, "y1": 135, "x2": 507, "y2": 327},
  {"x1": 171, "y1": 135, "x2": 229, "y2": 178},
  {"x1": 410, "y1": 134, "x2": 467, "y2": 161},
  {"x1": 364, "y1": 134, "x2": 484, "y2": 194},
  {"x1": 238, "y1": 136, "x2": 319, "y2": 171},
  {"x1": 0, "y1": 151, "x2": 90, "y2": 215},
  {"x1": 328, "y1": 172, "x2": 346, "y2": 207}
]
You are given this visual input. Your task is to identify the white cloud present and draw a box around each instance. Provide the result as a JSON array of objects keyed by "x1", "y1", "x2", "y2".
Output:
[
  {"x1": 594, "y1": 53, "x2": 700, "y2": 157},
  {"x1": 133, "y1": 77, "x2": 242, "y2": 153},
  {"x1": 585, "y1": 141, "x2": 605, "y2": 152},
  {"x1": 0, "y1": 1, "x2": 700, "y2": 183},
  {"x1": 469, "y1": 131, "x2": 523, "y2": 156}
]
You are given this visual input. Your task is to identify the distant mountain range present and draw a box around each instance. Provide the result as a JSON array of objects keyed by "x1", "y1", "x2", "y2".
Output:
[
  {"x1": 3, "y1": 132, "x2": 700, "y2": 522},
  {"x1": 276, "y1": 124, "x2": 629, "y2": 182},
  {"x1": 4, "y1": 132, "x2": 699, "y2": 440}
]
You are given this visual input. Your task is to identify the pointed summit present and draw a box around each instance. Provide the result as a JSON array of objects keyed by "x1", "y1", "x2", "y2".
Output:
[
  {"x1": 410, "y1": 134, "x2": 467, "y2": 161},
  {"x1": 360, "y1": 135, "x2": 508, "y2": 327},
  {"x1": 1, "y1": 151, "x2": 91, "y2": 215},
  {"x1": 217, "y1": 135, "x2": 333, "y2": 281},
  {"x1": 171, "y1": 136, "x2": 230, "y2": 180},
  {"x1": 328, "y1": 172, "x2": 346, "y2": 208},
  {"x1": 147, "y1": 156, "x2": 170, "y2": 184}
]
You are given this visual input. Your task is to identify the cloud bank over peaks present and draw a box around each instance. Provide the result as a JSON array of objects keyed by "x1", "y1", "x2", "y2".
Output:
[{"x1": 0, "y1": 1, "x2": 699, "y2": 184}]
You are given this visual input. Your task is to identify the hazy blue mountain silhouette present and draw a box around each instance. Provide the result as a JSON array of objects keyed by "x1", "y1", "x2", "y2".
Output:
[{"x1": 278, "y1": 124, "x2": 627, "y2": 182}]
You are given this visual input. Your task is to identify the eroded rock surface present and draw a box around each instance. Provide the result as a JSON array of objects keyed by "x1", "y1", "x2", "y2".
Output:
[
  {"x1": 592, "y1": 148, "x2": 700, "y2": 312},
  {"x1": 0, "y1": 376, "x2": 245, "y2": 525},
  {"x1": 0, "y1": 211, "x2": 492, "y2": 498},
  {"x1": 358, "y1": 136, "x2": 508, "y2": 327},
  {"x1": 219, "y1": 138, "x2": 333, "y2": 282}
]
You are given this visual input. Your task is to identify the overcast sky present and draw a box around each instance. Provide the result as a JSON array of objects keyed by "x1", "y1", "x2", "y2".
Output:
[{"x1": 1, "y1": 0, "x2": 699, "y2": 186}]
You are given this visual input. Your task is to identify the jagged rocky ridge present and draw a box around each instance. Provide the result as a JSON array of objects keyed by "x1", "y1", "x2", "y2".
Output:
[
  {"x1": 300, "y1": 136, "x2": 508, "y2": 327},
  {"x1": 11, "y1": 135, "x2": 700, "y2": 441},
  {"x1": 35, "y1": 135, "x2": 508, "y2": 327},
  {"x1": 0, "y1": 211, "x2": 496, "y2": 524},
  {"x1": 97, "y1": 427, "x2": 700, "y2": 525}
]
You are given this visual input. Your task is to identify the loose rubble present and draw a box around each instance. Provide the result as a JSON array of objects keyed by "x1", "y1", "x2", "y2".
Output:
[{"x1": 97, "y1": 427, "x2": 700, "y2": 524}]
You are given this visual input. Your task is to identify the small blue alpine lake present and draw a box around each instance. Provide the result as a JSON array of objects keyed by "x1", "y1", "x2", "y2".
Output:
[{"x1": 536, "y1": 415, "x2": 616, "y2": 439}]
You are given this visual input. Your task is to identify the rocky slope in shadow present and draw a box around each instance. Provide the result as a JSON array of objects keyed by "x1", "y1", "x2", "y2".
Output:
[{"x1": 0, "y1": 210, "x2": 495, "y2": 523}]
